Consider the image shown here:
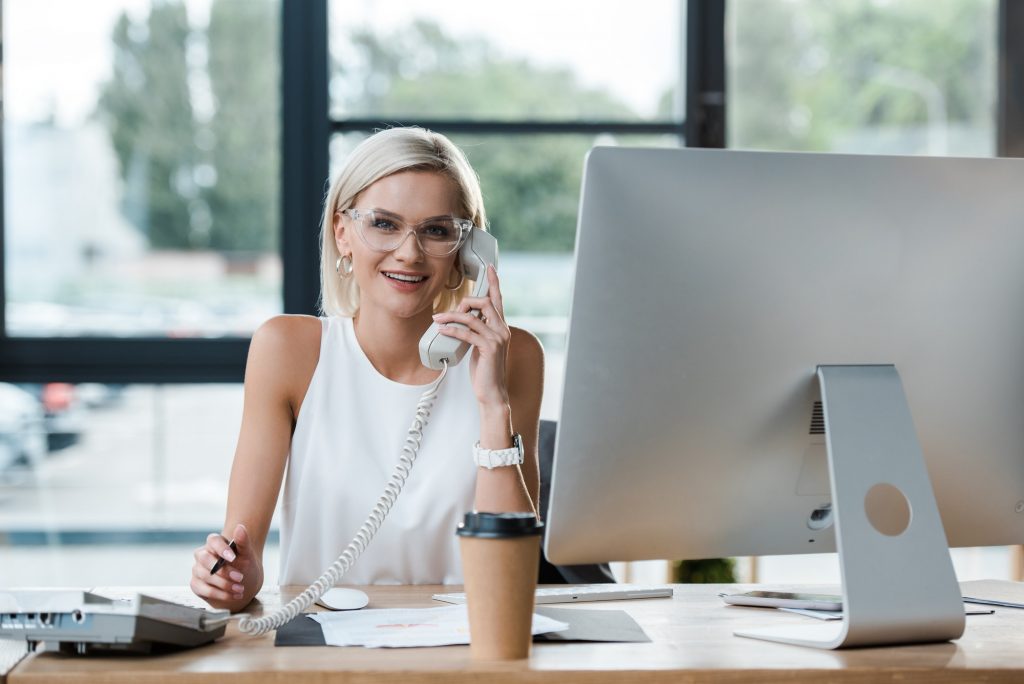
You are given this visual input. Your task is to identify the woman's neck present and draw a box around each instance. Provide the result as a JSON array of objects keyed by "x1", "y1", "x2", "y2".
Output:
[{"x1": 352, "y1": 309, "x2": 441, "y2": 384}]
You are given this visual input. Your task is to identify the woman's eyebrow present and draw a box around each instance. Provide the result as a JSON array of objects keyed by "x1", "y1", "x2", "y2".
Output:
[{"x1": 371, "y1": 209, "x2": 456, "y2": 222}]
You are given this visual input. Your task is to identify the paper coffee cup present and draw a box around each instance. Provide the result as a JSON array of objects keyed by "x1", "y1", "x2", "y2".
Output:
[{"x1": 457, "y1": 511, "x2": 544, "y2": 660}]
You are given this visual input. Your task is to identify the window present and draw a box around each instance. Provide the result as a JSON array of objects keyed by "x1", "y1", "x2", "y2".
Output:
[
  {"x1": 4, "y1": 0, "x2": 281, "y2": 339},
  {"x1": 728, "y1": 0, "x2": 997, "y2": 156},
  {"x1": 4, "y1": 1, "x2": 1017, "y2": 586},
  {"x1": 1, "y1": 0, "x2": 699, "y2": 584}
]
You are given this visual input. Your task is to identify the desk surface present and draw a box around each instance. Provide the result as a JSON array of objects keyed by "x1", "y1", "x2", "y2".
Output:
[{"x1": 3, "y1": 582, "x2": 1024, "y2": 683}]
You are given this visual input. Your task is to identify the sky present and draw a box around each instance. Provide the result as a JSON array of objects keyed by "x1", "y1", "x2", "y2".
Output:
[{"x1": 4, "y1": 0, "x2": 682, "y2": 126}]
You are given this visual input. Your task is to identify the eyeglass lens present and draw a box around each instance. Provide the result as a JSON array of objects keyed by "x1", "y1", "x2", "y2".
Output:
[{"x1": 354, "y1": 210, "x2": 465, "y2": 256}]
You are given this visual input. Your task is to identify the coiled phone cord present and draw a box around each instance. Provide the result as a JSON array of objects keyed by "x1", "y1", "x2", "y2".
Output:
[{"x1": 237, "y1": 360, "x2": 449, "y2": 636}]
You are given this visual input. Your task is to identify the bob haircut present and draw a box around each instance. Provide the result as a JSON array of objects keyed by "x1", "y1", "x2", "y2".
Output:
[{"x1": 320, "y1": 127, "x2": 488, "y2": 317}]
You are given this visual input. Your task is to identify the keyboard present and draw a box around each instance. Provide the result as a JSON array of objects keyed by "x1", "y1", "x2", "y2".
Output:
[{"x1": 432, "y1": 584, "x2": 674, "y2": 605}]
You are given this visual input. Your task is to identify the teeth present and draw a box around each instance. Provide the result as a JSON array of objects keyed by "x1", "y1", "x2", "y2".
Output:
[{"x1": 384, "y1": 272, "x2": 426, "y2": 283}]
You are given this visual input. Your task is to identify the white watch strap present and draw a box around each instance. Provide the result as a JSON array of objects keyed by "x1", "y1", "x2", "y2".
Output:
[{"x1": 473, "y1": 434, "x2": 524, "y2": 469}]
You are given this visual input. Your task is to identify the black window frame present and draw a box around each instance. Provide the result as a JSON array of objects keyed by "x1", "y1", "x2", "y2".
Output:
[{"x1": 1, "y1": 0, "x2": 1019, "y2": 384}]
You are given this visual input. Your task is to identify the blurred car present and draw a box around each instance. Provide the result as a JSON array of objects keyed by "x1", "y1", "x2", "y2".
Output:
[
  {"x1": 17, "y1": 383, "x2": 86, "y2": 452},
  {"x1": 0, "y1": 382, "x2": 47, "y2": 475}
]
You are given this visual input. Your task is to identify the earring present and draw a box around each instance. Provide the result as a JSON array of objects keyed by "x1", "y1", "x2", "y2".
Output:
[
  {"x1": 336, "y1": 255, "x2": 353, "y2": 278},
  {"x1": 446, "y1": 268, "x2": 465, "y2": 291}
]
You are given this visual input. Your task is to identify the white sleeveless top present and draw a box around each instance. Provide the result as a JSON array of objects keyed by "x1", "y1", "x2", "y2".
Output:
[{"x1": 278, "y1": 316, "x2": 479, "y2": 586}]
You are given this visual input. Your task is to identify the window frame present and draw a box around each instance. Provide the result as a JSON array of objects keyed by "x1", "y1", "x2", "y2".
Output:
[{"x1": 6, "y1": 0, "x2": 1017, "y2": 383}]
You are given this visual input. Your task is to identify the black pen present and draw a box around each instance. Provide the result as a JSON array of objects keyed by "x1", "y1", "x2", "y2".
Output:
[{"x1": 209, "y1": 539, "x2": 238, "y2": 576}]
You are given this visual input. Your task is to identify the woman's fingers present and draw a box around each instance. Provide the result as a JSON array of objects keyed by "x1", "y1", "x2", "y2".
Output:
[
  {"x1": 449, "y1": 298, "x2": 506, "y2": 330},
  {"x1": 206, "y1": 533, "x2": 237, "y2": 564},
  {"x1": 190, "y1": 577, "x2": 238, "y2": 604},
  {"x1": 192, "y1": 557, "x2": 242, "y2": 593},
  {"x1": 486, "y1": 264, "x2": 505, "y2": 317},
  {"x1": 434, "y1": 309, "x2": 506, "y2": 344}
]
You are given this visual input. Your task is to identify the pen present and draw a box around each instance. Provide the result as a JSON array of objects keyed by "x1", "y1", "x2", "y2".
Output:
[{"x1": 209, "y1": 539, "x2": 238, "y2": 576}]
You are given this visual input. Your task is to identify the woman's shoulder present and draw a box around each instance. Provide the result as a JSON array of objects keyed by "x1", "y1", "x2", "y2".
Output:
[
  {"x1": 251, "y1": 314, "x2": 324, "y2": 355},
  {"x1": 247, "y1": 315, "x2": 324, "y2": 387},
  {"x1": 508, "y1": 326, "x2": 544, "y2": 377}
]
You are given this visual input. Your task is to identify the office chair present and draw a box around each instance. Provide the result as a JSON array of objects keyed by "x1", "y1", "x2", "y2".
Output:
[{"x1": 537, "y1": 419, "x2": 616, "y2": 584}]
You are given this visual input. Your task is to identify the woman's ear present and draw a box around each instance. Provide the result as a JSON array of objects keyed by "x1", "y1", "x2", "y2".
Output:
[{"x1": 333, "y1": 211, "x2": 350, "y2": 253}]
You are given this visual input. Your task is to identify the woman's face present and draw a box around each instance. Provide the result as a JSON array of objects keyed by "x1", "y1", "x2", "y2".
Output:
[{"x1": 335, "y1": 170, "x2": 463, "y2": 321}]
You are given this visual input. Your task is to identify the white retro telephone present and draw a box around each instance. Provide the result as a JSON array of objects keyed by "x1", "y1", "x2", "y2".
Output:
[
  {"x1": 419, "y1": 227, "x2": 499, "y2": 369},
  {"x1": 238, "y1": 227, "x2": 499, "y2": 636}
]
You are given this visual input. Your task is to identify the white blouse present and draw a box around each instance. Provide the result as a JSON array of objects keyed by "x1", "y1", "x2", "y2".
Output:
[{"x1": 278, "y1": 316, "x2": 479, "y2": 586}]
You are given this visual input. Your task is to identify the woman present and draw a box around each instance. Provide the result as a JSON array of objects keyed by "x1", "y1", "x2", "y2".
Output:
[{"x1": 189, "y1": 127, "x2": 543, "y2": 611}]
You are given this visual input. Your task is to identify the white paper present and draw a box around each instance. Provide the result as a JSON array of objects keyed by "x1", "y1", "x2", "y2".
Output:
[{"x1": 308, "y1": 604, "x2": 569, "y2": 648}]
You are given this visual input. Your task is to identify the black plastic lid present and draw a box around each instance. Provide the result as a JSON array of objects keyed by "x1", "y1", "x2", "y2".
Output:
[{"x1": 456, "y1": 512, "x2": 544, "y2": 539}]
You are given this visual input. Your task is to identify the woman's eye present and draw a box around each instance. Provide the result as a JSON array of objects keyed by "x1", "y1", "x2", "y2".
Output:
[
  {"x1": 371, "y1": 220, "x2": 398, "y2": 231},
  {"x1": 422, "y1": 224, "x2": 453, "y2": 238}
]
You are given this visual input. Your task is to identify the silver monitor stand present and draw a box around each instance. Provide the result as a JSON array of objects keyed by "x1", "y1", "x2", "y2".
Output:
[{"x1": 735, "y1": 365, "x2": 964, "y2": 648}]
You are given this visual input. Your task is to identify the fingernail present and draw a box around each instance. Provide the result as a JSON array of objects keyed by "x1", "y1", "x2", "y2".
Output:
[
  {"x1": 232, "y1": 583, "x2": 244, "y2": 593},
  {"x1": 432, "y1": 314, "x2": 442, "y2": 319},
  {"x1": 222, "y1": 549, "x2": 236, "y2": 562},
  {"x1": 230, "y1": 570, "x2": 244, "y2": 582}
]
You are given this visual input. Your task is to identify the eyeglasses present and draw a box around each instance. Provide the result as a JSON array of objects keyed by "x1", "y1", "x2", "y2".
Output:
[{"x1": 341, "y1": 208, "x2": 472, "y2": 257}]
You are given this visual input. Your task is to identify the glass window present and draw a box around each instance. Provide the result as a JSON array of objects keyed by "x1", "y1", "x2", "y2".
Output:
[
  {"x1": 0, "y1": 382, "x2": 278, "y2": 586},
  {"x1": 728, "y1": 0, "x2": 997, "y2": 156},
  {"x1": 328, "y1": 0, "x2": 684, "y2": 122},
  {"x1": 3, "y1": 0, "x2": 282, "y2": 338}
]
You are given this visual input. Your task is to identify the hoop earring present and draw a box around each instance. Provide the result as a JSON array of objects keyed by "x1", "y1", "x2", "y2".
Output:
[
  {"x1": 446, "y1": 268, "x2": 465, "y2": 291},
  {"x1": 336, "y1": 255, "x2": 353, "y2": 278}
]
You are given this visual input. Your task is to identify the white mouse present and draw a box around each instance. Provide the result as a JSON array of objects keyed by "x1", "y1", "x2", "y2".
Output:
[{"x1": 315, "y1": 587, "x2": 370, "y2": 611}]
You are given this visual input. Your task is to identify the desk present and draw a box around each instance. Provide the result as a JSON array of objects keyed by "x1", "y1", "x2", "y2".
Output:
[{"x1": 3, "y1": 582, "x2": 1024, "y2": 683}]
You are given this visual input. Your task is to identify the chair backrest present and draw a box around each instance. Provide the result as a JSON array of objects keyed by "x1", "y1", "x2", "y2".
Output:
[{"x1": 537, "y1": 419, "x2": 616, "y2": 584}]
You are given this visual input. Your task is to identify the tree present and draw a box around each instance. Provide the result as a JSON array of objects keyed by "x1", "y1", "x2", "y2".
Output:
[
  {"x1": 730, "y1": 0, "x2": 996, "y2": 154},
  {"x1": 205, "y1": 0, "x2": 279, "y2": 253},
  {"x1": 98, "y1": 0, "x2": 280, "y2": 254},
  {"x1": 98, "y1": 2, "x2": 198, "y2": 249}
]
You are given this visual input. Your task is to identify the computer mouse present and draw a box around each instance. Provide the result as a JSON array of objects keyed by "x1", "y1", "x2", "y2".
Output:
[{"x1": 315, "y1": 587, "x2": 370, "y2": 611}]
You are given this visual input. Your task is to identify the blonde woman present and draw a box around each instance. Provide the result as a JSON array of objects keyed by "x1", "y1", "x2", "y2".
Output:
[{"x1": 190, "y1": 128, "x2": 542, "y2": 611}]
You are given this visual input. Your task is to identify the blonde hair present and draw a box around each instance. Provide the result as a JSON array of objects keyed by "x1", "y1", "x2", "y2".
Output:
[{"x1": 319, "y1": 127, "x2": 488, "y2": 317}]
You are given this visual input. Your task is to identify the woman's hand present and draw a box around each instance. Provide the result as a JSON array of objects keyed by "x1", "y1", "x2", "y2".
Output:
[
  {"x1": 433, "y1": 264, "x2": 511, "y2": 411},
  {"x1": 189, "y1": 522, "x2": 262, "y2": 611}
]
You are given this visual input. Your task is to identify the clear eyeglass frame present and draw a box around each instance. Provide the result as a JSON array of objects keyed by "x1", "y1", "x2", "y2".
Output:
[{"x1": 341, "y1": 208, "x2": 473, "y2": 257}]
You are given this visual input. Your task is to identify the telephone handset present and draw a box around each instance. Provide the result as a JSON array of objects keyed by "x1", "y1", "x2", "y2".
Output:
[
  {"x1": 237, "y1": 228, "x2": 500, "y2": 636},
  {"x1": 419, "y1": 226, "x2": 499, "y2": 370}
]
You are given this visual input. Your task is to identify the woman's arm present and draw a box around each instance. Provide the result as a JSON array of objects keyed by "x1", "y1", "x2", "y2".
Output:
[
  {"x1": 473, "y1": 326, "x2": 544, "y2": 514},
  {"x1": 190, "y1": 315, "x2": 321, "y2": 612},
  {"x1": 433, "y1": 265, "x2": 545, "y2": 515}
]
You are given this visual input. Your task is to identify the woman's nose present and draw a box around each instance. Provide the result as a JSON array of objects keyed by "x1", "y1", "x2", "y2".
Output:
[{"x1": 392, "y1": 228, "x2": 425, "y2": 261}]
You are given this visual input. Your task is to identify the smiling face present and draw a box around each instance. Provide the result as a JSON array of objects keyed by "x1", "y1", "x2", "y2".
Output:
[{"x1": 334, "y1": 170, "x2": 463, "y2": 321}]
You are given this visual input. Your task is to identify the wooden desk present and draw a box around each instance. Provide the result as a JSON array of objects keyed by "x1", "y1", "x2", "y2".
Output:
[{"x1": 3, "y1": 582, "x2": 1024, "y2": 683}]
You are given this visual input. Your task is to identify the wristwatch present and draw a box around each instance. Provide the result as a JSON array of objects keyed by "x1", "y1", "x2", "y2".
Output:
[{"x1": 473, "y1": 433, "x2": 525, "y2": 469}]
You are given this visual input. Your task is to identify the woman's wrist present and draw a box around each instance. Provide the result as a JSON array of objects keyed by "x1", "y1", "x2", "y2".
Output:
[{"x1": 478, "y1": 402, "x2": 513, "y2": 449}]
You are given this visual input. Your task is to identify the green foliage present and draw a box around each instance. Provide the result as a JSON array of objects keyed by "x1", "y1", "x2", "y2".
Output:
[
  {"x1": 98, "y1": 3, "x2": 196, "y2": 249},
  {"x1": 672, "y1": 558, "x2": 737, "y2": 584},
  {"x1": 97, "y1": 0, "x2": 279, "y2": 253},
  {"x1": 205, "y1": 0, "x2": 279, "y2": 252},
  {"x1": 730, "y1": 0, "x2": 996, "y2": 153}
]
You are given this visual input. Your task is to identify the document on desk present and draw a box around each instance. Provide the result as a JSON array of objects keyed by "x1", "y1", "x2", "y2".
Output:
[{"x1": 308, "y1": 605, "x2": 569, "y2": 648}]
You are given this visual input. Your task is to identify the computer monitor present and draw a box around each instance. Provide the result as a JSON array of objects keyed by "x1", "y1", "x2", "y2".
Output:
[{"x1": 545, "y1": 146, "x2": 1024, "y2": 648}]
